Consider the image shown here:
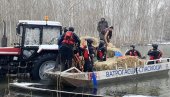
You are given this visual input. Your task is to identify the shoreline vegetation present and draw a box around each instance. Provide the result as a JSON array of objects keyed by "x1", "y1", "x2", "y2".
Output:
[{"x1": 0, "y1": 0, "x2": 170, "y2": 47}]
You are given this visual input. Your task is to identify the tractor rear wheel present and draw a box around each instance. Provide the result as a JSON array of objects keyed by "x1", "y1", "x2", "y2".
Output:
[{"x1": 31, "y1": 53, "x2": 57, "y2": 80}]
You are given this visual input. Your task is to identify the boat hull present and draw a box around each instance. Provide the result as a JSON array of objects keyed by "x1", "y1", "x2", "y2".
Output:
[{"x1": 46, "y1": 60, "x2": 170, "y2": 87}]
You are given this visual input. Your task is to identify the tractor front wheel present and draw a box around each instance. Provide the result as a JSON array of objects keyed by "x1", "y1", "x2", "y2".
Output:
[{"x1": 31, "y1": 53, "x2": 57, "y2": 80}]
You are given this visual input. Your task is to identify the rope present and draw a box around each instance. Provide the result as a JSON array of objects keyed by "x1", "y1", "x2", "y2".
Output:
[{"x1": 7, "y1": 62, "x2": 10, "y2": 95}]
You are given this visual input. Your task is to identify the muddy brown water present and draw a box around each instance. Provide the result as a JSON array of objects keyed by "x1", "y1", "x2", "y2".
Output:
[{"x1": 0, "y1": 45, "x2": 170, "y2": 97}]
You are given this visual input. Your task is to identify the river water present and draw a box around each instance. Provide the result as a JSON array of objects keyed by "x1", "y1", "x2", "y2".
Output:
[{"x1": 0, "y1": 45, "x2": 170, "y2": 97}]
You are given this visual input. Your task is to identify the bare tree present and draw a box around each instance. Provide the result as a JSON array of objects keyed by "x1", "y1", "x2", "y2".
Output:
[{"x1": 0, "y1": 0, "x2": 170, "y2": 47}]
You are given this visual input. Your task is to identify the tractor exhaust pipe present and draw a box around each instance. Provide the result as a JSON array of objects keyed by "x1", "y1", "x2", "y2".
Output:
[{"x1": 1, "y1": 20, "x2": 7, "y2": 47}]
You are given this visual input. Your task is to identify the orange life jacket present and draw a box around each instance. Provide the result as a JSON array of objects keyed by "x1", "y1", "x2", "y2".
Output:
[{"x1": 62, "y1": 31, "x2": 74, "y2": 45}]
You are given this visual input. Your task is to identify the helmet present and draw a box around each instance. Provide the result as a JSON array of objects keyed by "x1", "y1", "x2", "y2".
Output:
[
  {"x1": 86, "y1": 39, "x2": 93, "y2": 44},
  {"x1": 130, "y1": 45, "x2": 135, "y2": 49},
  {"x1": 101, "y1": 18, "x2": 105, "y2": 21},
  {"x1": 152, "y1": 44, "x2": 158, "y2": 49},
  {"x1": 63, "y1": 27, "x2": 68, "y2": 33},
  {"x1": 68, "y1": 27, "x2": 74, "y2": 32}
]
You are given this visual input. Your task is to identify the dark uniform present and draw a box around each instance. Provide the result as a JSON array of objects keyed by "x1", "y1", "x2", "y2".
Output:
[
  {"x1": 97, "y1": 18, "x2": 108, "y2": 40},
  {"x1": 125, "y1": 45, "x2": 141, "y2": 58},
  {"x1": 58, "y1": 27, "x2": 80, "y2": 71},
  {"x1": 81, "y1": 39, "x2": 95, "y2": 72},
  {"x1": 147, "y1": 44, "x2": 162, "y2": 64},
  {"x1": 97, "y1": 40, "x2": 107, "y2": 61}
]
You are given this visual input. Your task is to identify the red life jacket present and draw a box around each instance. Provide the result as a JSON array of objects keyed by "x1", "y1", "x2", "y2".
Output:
[
  {"x1": 97, "y1": 50, "x2": 103, "y2": 60},
  {"x1": 83, "y1": 49, "x2": 89, "y2": 60},
  {"x1": 130, "y1": 51, "x2": 138, "y2": 56},
  {"x1": 62, "y1": 31, "x2": 74, "y2": 45},
  {"x1": 149, "y1": 56, "x2": 154, "y2": 60},
  {"x1": 149, "y1": 49, "x2": 162, "y2": 60}
]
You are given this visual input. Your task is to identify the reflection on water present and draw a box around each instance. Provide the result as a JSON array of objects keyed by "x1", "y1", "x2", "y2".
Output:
[
  {"x1": 0, "y1": 45, "x2": 170, "y2": 97},
  {"x1": 4, "y1": 73, "x2": 170, "y2": 97}
]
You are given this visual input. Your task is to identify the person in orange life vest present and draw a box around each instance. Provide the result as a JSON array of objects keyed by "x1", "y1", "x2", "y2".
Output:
[
  {"x1": 147, "y1": 44, "x2": 162, "y2": 64},
  {"x1": 97, "y1": 40, "x2": 107, "y2": 61},
  {"x1": 58, "y1": 27, "x2": 80, "y2": 71},
  {"x1": 81, "y1": 39, "x2": 95, "y2": 72},
  {"x1": 125, "y1": 45, "x2": 142, "y2": 58}
]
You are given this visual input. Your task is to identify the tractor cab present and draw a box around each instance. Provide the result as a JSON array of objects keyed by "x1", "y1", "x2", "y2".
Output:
[
  {"x1": 16, "y1": 20, "x2": 62, "y2": 47},
  {"x1": 15, "y1": 20, "x2": 62, "y2": 59},
  {"x1": 0, "y1": 20, "x2": 62, "y2": 57},
  {"x1": 0, "y1": 20, "x2": 63, "y2": 80}
]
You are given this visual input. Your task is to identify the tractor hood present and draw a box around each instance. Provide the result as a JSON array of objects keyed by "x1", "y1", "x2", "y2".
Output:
[
  {"x1": 0, "y1": 47, "x2": 21, "y2": 55},
  {"x1": 37, "y1": 45, "x2": 59, "y2": 53}
]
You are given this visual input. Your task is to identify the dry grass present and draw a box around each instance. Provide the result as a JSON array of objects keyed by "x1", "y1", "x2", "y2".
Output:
[{"x1": 94, "y1": 56, "x2": 145, "y2": 71}]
